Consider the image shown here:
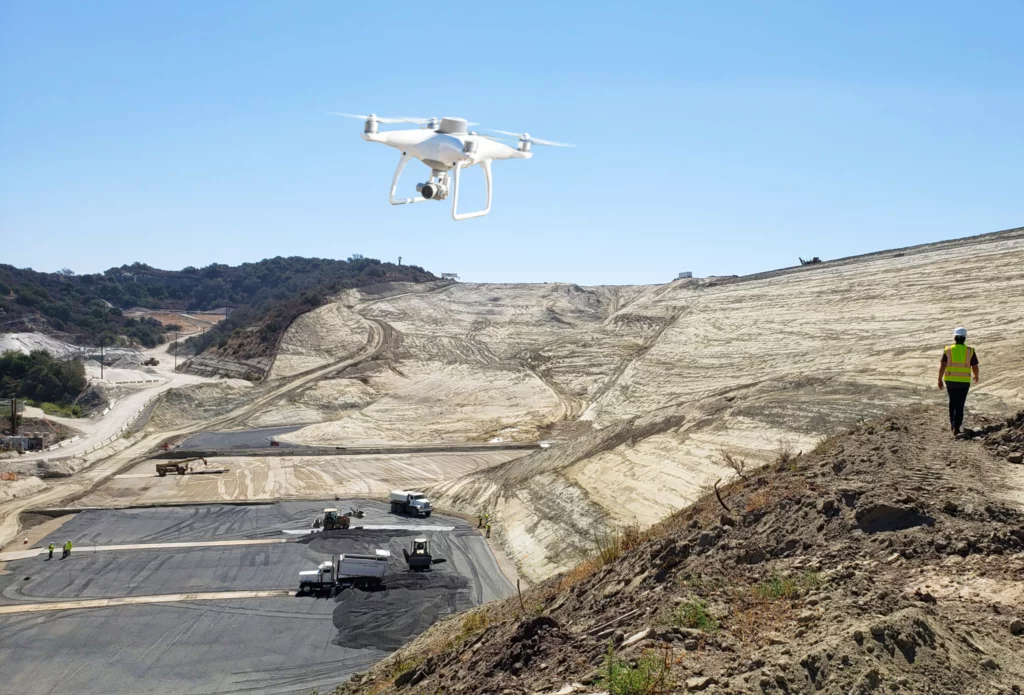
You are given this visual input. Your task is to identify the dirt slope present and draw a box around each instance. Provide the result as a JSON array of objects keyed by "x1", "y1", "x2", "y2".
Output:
[
  {"x1": 148, "y1": 227, "x2": 1024, "y2": 583},
  {"x1": 334, "y1": 406, "x2": 1024, "y2": 695}
]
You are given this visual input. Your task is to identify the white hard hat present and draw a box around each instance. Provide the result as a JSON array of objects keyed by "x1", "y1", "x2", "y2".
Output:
[{"x1": 953, "y1": 327, "x2": 967, "y2": 338}]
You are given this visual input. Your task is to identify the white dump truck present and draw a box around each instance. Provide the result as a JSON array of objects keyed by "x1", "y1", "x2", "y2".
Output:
[
  {"x1": 298, "y1": 550, "x2": 391, "y2": 593},
  {"x1": 389, "y1": 490, "x2": 433, "y2": 517}
]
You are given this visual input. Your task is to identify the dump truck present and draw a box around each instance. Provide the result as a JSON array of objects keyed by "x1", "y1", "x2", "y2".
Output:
[
  {"x1": 155, "y1": 457, "x2": 208, "y2": 476},
  {"x1": 298, "y1": 550, "x2": 390, "y2": 593},
  {"x1": 403, "y1": 537, "x2": 433, "y2": 571},
  {"x1": 389, "y1": 490, "x2": 432, "y2": 517},
  {"x1": 312, "y1": 508, "x2": 350, "y2": 531}
]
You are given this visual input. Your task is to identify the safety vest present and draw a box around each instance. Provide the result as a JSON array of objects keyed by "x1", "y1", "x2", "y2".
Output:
[{"x1": 944, "y1": 344, "x2": 973, "y2": 383}]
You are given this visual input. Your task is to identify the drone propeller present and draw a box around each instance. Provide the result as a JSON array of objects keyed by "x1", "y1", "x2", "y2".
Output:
[
  {"x1": 328, "y1": 112, "x2": 430, "y2": 125},
  {"x1": 476, "y1": 133, "x2": 516, "y2": 144},
  {"x1": 484, "y1": 129, "x2": 575, "y2": 147}
]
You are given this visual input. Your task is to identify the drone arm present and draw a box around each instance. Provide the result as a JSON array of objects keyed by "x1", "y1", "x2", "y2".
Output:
[
  {"x1": 451, "y1": 159, "x2": 492, "y2": 221},
  {"x1": 389, "y1": 153, "x2": 428, "y2": 205}
]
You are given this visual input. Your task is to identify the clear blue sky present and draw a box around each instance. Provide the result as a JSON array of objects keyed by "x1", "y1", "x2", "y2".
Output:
[{"x1": 2, "y1": 2, "x2": 1021, "y2": 284}]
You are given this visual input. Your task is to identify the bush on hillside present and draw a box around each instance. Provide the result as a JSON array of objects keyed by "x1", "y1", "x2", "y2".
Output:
[{"x1": 0, "y1": 350, "x2": 87, "y2": 406}]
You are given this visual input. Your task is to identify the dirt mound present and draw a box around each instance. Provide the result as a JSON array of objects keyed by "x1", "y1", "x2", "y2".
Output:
[
  {"x1": 981, "y1": 410, "x2": 1024, "y2": 465},
  {"x1": 336, "y1": 406, "x2": 1024, "y2": 695}
]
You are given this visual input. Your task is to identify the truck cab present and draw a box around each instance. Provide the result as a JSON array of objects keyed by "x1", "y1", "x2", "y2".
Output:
[{"x1": 298, "y1": 560, "x2": 335, "y2": 594}]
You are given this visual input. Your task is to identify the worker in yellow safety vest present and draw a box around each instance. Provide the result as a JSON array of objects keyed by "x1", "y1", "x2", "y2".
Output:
[
  {"x1": 48, "y1": 543, "x2": 54, "y2": 560},
  {"x1": 937, "y1": 327, "x2": 979, "y2": 437}
]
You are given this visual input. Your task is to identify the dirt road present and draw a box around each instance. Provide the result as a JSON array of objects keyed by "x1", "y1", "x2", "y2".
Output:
[{"x1": 0, "y1": 321, "x2": 388, "y2": 548}]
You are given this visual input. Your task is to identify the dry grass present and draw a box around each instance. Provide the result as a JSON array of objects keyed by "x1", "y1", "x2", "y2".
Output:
[
  {"x1": 774, "y1": 437, "x2": 799, "y2": 468},
  {"x1": 716, "y1": 448, "x2": 749, "y2": 480},
  {"x1": 560, "y1": 522, "x2": 654, "y2": 591}
]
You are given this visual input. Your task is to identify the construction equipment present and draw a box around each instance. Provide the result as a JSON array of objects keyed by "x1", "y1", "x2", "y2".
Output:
[
  {"x1": 799, "y1": 256, "x2": 822, "y2": 266},
  {"x1": 403, "y1": 537, "x2": 434, "y2": 571},
  {"x1": 298, "y1": 550, "x2": 390, "y2": 593},
  {"x1": 143, "y1": 357, "x2": 160, "y2": 366},
  {"x1": 155, "y1": 457, "x2": 208, "y2": 476},
  {"x1": 348, "y1": 507, "x2": 365, "y2": 519},
  {"x1": 389, "y1": 490, "x2": 433, "y2": 517},
  {"x1": 312, "y1": 508, "x2": 350, "y2": 531}
]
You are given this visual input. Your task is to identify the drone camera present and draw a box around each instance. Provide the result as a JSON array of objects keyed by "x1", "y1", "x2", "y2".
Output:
[{"x1": 416, "y1": 182, "x2": 448, "y2": 200}]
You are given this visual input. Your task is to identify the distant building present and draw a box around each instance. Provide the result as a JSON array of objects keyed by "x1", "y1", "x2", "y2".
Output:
[
  {"x1": 441, "y1": 273, "x2": 460, "y2": 281},
  {"x1": 677, "y1": 271, "x2": 693, "y2": 279}
]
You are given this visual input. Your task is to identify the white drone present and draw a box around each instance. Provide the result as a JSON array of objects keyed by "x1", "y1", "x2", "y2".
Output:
[{"x1": 331, "y1": 113, "x2": 572, "y2": 220}]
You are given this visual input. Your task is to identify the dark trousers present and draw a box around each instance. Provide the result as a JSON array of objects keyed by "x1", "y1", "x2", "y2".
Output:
[{"x1": 946, "y1": 381, "x2": 970, "y2": 430}]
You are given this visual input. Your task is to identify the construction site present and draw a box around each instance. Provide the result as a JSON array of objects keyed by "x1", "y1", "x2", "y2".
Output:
[{"x1": 2, "y1": 227, "x2": 1024, "y2": 694}]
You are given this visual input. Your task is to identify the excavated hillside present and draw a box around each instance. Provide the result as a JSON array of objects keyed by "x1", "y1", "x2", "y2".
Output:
[
  {"x1": 274, "y1": 228, "x2": 1024, "y2": 582},
  {"x1": 151, "y1": 227, "x2": 1024, "y2": 583},
  {"x1": 333, "y1": 406, "x2": 1024, "y2": 695}
]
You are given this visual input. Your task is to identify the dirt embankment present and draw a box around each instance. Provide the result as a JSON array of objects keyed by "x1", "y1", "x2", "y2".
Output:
[{"x1": 335, "y1": 406, "x2": 1024, "y2": 695}]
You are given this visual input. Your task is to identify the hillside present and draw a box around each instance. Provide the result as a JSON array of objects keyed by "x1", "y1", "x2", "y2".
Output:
[
  {"x1": 243, "y1": 227, "x2": 1024, "y2": 582},
  {"x1": 334, "y1": 407, "x2": 1024, "y2": 695},
  {"x1": 0, "y1": 257, "x2": 435, "y2": 361}
]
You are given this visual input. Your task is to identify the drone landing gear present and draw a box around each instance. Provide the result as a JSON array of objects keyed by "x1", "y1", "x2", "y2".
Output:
[
  {"x1": 386, "y1": 154, "x2": 492, "y2": 221},
  {"x1": 452, "y1": 160, "x2": 492, "y2": 221},
  {"x1": 388, "y1": 153, "x2": 429, "y2": 206}
]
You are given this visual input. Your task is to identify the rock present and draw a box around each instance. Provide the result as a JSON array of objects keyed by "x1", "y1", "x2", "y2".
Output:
[
  {"x1": 855, "y1": 503, "x2": 934, "y2": 533},
  {"x1": 942, "y1": 500, "x2": 959, "y2": 514},
  {"x1": 765, "y1": 633, "x2": 788, "y2": 645},
  {"x1": 980, "y1": 657, "x2": 999, "y2": 670},
  {"x1": 603, "y1": 581, "x2": 625, "y2": 598},
  {"x1": 1010, "y1": 618, "x2": 1024, "y2": 635},
  {"x1": 720, "y1": 514, "x2": 736, "y2": 527},
  {"x1": 621, "y1": 627, "x2": 650, "y2": 648},
  {"x1": 913, "y1": 589, "x2": 936, "y2": 604},
  {"x1": 797, "y1": 611, "x2": 817, "y2": 624},
  {"x1": 1008, "y1": 454, "x2": 1023, "y2": 464},
  {"x1": 698, "y1": 532, "x2": 716, "y2": 548},
  {"x1": 684, "y1": 639, "x2": 699, "y2": 651},
  {"x1": 951, "y1": 541, "x2": 970, "y2": 557},
  {"x1": 394, "y1": 669, "x2": 417, "y2": 687},
  {"x1": 818, "y1": 498, "x2": 837, "y2": 515},
  {"x1": 686, "y1": 676, "x2": 717, "y2": 691},
  {"x1": 805, "y1": 597, "x2": 820, "y2": 607}
]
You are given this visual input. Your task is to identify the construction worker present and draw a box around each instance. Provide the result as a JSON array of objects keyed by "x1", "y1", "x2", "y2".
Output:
[
  {"x1": 485, "y1": 523, "x2": 491, "y2": 539},
  {"x1": 62, "y1": 540, "x2": 72, "y2": 559},
  {"x1": 47, "y1": 543, "x2": 54, "y2": 560},
  {"x1": 938, "y1": 327, "x2": 979, "y2": 437}
]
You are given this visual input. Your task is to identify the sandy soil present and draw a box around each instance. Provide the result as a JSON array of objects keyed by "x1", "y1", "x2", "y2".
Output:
[
  {"x1": 77, "y1": 450, "x2": 527, "y2": 507},
  {"x1": 268, "y1": 302, "x2": 371, "y2": 379}
]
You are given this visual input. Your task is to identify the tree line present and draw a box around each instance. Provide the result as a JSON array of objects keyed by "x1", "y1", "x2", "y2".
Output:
[{"x1": 1, "y1": 256, "x2": 435, "y2": 356}]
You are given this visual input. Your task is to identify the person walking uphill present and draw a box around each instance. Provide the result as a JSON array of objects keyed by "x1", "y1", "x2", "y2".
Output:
[{"x1": 938, "y1": 327, "x2": 979, "y2": 437}]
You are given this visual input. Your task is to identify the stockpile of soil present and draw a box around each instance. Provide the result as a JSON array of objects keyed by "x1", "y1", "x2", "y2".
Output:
[
  {"x1": 338, "y1": 406, "x2": 1024, "y2": 695},
  {"x1": 981, "y1": 410, "x2": 1024, "y2": 465}
]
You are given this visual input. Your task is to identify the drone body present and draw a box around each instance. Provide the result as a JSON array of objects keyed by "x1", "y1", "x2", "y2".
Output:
[{"x1": 333, "y1": 114, "x2": 570, "y2": 220}]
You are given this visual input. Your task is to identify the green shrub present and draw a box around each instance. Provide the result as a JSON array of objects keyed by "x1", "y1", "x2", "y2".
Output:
[
  {"x1": 600, "y1": 645, "x2": 671, "y2": 695},
  {"x1": 755, "y1": 571, "x2": 821, "y2": 601},
  {"x1": 671, "y1": 598, "x2": 718, "y2": 632}
]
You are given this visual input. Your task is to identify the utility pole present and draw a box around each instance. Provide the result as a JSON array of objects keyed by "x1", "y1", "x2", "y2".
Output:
[
  {"x1": 100, "y1": 343, "x2": 104, "y2": 381},
  {"x1": 398, "y1": 256, "x2": 402, "y2": 266},
  {"x1": 9, "y1": 397, "x2": 17, "y2": 436},
  {"x1": 174, "y1": 331, "x2": 179, "y2": 370}
]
